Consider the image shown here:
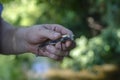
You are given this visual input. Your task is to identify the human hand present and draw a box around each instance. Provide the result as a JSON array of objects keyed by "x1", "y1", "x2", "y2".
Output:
[{"x1": 24, "y1": 24, "x2": 75, "y2": 60}]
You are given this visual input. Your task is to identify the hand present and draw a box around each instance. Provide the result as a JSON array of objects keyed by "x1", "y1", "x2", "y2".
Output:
[{"x1": 24, "y1": 24, "x2": 75, "y2": 60}]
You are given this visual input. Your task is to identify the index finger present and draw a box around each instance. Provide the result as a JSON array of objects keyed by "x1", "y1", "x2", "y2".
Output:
[{"x1": 42, "y1": 24, "x2": 73, "y2": 35}]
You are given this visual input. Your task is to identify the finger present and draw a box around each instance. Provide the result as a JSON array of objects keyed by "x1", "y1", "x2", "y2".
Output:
[
  {"x1": 65, "y1": 40, "x2": 76, "y2": 49},
  {"x1": 43, "y1": 24, "x2": 73, "y2": 35},
  {"x1": 46, "y1": 45, "x2": 58, "y2": 54},
  {"x1": 45, "y1": 52, "x2": 59, "y2": 60},
  {"x1": 65, "y1": 41, "x2": 72, "y2": 48},
  {"x1": 55, "y1": 42, "x2": 67, "y2": 51},
  {"x1": 39, "y1": 29, "x2": 61, "y2": 40},
  {"x1": 36, "y1": 47, "x2": 47, "y2": 56},
  {"x1": 46, "y1": 45, "x2": 69, "y2": 57},
  {"x1": 70, "y1": 41, "x2": 76, "y2": 49},
  {"x1": 37, "y1": 47, "x2": 59, "y2": 59},
  {"x1": 55, "y1": 41, "x2": 74, "y2": 51},
  {"x1": 46, "y1": 45, "x2": 64, "y2": 56}
]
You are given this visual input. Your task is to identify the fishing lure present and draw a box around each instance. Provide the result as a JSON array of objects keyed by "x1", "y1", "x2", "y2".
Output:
[{"x1": 39, "y1": 35, "x2": 74, "y2": 48}]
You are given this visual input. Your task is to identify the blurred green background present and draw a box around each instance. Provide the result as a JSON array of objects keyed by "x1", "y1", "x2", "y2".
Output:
[{"x1": 1, "y1": 0, "x2": 120, "y2": 80}]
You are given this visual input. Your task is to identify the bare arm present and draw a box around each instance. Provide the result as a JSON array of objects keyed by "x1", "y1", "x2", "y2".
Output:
[
  {"x1": 0, "y1": 18, "x2": 28, "y2": 54},
  {"x1": 0, "y1": 18, "x2": 75, "y2": 60}
]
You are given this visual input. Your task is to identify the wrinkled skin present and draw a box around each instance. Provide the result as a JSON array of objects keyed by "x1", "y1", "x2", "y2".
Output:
[{"x1": 25, "y1": 24, "x2": 75, "y2": 60}]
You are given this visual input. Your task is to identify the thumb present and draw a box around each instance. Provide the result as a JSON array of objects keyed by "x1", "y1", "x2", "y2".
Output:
[{"x1": 39, "y1": 29, "x2": 61, "y2": 40}]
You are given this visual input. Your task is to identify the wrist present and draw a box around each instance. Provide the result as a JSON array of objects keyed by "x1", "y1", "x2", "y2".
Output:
[
  {"x1": 13, "y1": 27, "x2": 29, "y2": 54},
  {"x1": 0, "y1": 19, "x2": 29, "y2": 54}
]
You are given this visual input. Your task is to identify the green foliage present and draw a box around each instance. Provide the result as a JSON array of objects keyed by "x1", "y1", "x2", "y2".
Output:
[
  {"x1": 61, "y1": 0, "x2": 120, "y2": 70},
  {"x1": 2, "y1": 0, "x2": 103, "y2": 37},
  {"x1": 0, "y1": 53, "x2": 35, "y2": 80},
  {"x1": 0, "y1": 0, "x2": 16, "y2": 3},
  {"x1": 62, "y1": 27, "x2": 120, "y2": 70}
]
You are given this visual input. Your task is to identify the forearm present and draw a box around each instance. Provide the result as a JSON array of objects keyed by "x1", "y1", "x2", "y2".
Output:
[{"x1": 0, "y1": 19, "x2": 28, "y2": 54}]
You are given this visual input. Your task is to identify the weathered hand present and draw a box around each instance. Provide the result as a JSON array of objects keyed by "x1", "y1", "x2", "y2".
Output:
[{"x1": 24, "y1": 24, "x2": 75, "y2": 60}]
